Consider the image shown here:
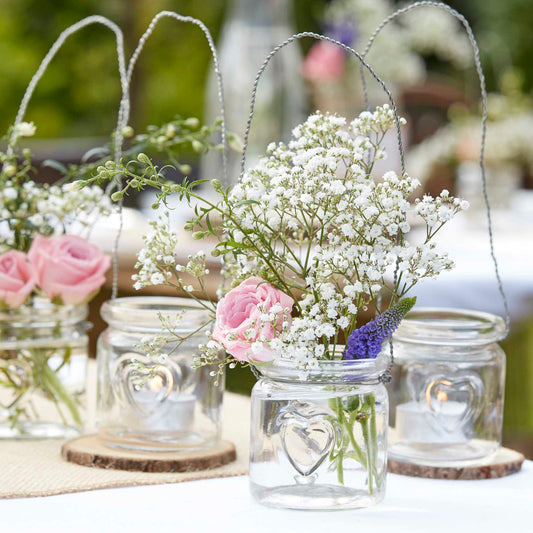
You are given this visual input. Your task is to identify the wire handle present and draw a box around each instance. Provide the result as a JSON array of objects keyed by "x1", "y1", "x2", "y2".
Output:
[
  {"x1": 240, "y1": 32, "x2": 406, "y2": 180},
  {"x1": 6, "y1": 15, "x2": 129, "y2": 164},
  {"x1": 240, "y1": 32, "x2": 408, "y2": 382},
  {"x1": 110, "y1": 10, "x2": 228, "y2": 300},
  {"x1": 360, "y1": 1, "x2": 510, "y2": 337}
]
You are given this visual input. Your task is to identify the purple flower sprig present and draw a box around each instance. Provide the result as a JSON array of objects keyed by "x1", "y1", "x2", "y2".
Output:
[{"x1": 344, "y1": 297, "x2": 416, "y2": 360}]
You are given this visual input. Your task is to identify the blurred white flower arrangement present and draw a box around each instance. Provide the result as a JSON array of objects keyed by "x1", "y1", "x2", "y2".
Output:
[
  {"x1": 309, "y1": 0, "x2": 472, "y2": 89},
  {"x1": 407, "y1": 71, "x2": 533, "y2": 184}
]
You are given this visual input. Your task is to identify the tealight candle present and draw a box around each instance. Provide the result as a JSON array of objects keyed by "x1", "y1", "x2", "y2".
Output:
[
  {"x1": 125, "y1": 391, "x2": 196, "y2": 432},
  {"x1": 395, "y1": 400, "x2": 469, "y2": 444}
]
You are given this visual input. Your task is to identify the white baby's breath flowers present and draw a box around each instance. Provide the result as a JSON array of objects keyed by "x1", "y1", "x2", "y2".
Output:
[
  {"x1": 132, "y1": 214, "x2": 178, "y2": 290},
  {"x1": 13, "y1": 121, "x2": 37, "y2": 138},
  {"x1": 133, "y1": 214, "x2": 212, "y2": 303},
  {"x1": 218, "y1": 106, "x2": 467, "y2": 367},
  {"x1": 120, "y1": 105, "x2": 466, "y2": 370},
  {"x1": 0, "y1": 180, "x2": 111, "y2": 249}
]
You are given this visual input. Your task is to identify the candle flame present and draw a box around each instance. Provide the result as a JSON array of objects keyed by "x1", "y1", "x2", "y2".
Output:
[{"x1": 425, "y1": 379, "x2": 452, "y2": 407}]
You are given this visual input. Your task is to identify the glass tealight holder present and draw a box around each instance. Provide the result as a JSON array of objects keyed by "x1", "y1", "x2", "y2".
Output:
[
  {"x1": 388, "y1": 308, "x2": 506, "y2": 466},
  {"x1": 250, "y1": 356, "x2": 389, "y2": 510},
  {"x1": 96, "y1": 297, "x2": 222, "y2": 452},
  {"x1": 0, "y1": 300, "x2": 89, "y2": 439}
]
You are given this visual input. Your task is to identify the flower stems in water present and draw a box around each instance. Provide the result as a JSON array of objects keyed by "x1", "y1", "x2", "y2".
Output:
[
  {"x1": 2, "y1": 347, "x2": 82, "y2": 431},
  {"x1": 330, "y1": 392, "x2": 379, "y2": 495}
]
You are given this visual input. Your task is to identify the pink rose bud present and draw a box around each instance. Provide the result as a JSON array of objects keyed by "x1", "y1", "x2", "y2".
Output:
[
  {"x1": 0, "y1": 251, "x2": 37, "y2": 308},
  {"x1": 212, "y1": 276, "x2": 294, "y2": 363},
  {"x1": 301, "y1": 41, "x2": 345, "y2": 82},
  {"x1": 28, "y1": 235, "x2": 111, "y2": 305}
]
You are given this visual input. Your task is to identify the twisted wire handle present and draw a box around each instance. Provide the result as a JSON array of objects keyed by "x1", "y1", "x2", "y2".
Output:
[
  {"x1": 110, "y1": 10, "x2": 228, "y2": 299},
  {"x1": 360, "y1": 1, "x2": 510, "y2": 337},
  {"x1": 240, "y1": 32, "x2": 405, "y2": 179},
  {"x1": 239, "y1": 32, "x2": 406, "y2": 383},
  {"x1": 7, "y1": 15, "x2": 129, "y2": 163},
  {"x1": 3, "y1": 15, "x2": 130, "y2": 303}
]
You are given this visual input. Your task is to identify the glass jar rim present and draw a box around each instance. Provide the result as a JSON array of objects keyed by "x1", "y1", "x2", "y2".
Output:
[
  {"x1": 257, "y1": 353, "x2": 389, "y2": 384},
  {"x1": 100, "y1": 296, "x2": 213, "y2": 333},
  {"x1": 393, "y1": 307, "x2": 506, "y2": 347},
  {"x1": 0, "y1": 297, "x2": 88, "y2": 327}
]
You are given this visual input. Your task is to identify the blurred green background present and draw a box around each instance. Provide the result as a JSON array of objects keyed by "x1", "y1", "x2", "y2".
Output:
[{"x1": 2, "y1": 0, "x2": 532, "y2": 138}]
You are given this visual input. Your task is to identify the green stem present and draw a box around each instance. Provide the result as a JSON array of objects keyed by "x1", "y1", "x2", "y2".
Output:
[
  {"x1": 334, "y1": 398, "x2": 346, "y2": 485},
  {"x1": 368, "y1": 394, "x2": 381, "y2": 489},
  {"x1": 338, "y1": 403, "x2": 367, "y2": 469},
  {"x1": 361, "y1": 407, "x2": 374, "y2": 495},
  {"x1": 40, "y1": 362, "x2": 81, "y2": 427}
]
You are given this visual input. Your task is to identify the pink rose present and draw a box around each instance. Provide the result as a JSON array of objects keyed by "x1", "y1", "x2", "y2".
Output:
[
  {"x1": 212, "y1": 277, "x2": 294, "y2": 363},
  {"x1": 28, "y1": 235, "x2": 111, "y2": 305},
  {"x1": 301, "y1": 41, "x2": 345, "y2": 82},
  {"x1": 0, "y1": 251, "x2": 37, "y2": 308}
]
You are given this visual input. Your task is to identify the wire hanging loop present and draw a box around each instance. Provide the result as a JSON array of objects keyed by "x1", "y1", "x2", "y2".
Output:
[
  {"x1": 239, "y1": 32, "x2": 407, "y2": 382},
  {"x1": 116, "y1": 10, "x2": 228, "y2": 185},
  {"x1": 3, "y1": 15, "x2": 130, "y2": 303},
  {"x1": 240, "y1": 32, "x2": 406, "y2": 180},
  {"x1": 109, "y1": 10, "x2": 229, "y2": 301},
  {"x1": 359, "y1": 1, "x2": 510, "y2": 336},
  {"x1": 6, "y1": 15, "x2": 129, "y2": 164}
]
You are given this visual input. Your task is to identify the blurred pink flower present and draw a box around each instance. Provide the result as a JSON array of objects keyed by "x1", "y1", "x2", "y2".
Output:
[
  {"x1": 29, "y1": 235, "x2": 110, "y2": 305},
  {"x1": 0, "y1": 251, "x2": 37, "y2": 308},
  {"x1": 301, "y1": 41, "x2": 345, "y2": 82}
]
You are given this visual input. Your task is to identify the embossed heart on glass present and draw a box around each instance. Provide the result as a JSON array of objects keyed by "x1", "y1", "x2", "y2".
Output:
[
  {"x1": 112, "y1": 353, "x2": 184, "y2": 416},
  {"x1": 423, "y1": 372, "x2": 484, "y2": 434},
  {"x1": 278, "y1": 401, "x2": 336, "y2": 478}
]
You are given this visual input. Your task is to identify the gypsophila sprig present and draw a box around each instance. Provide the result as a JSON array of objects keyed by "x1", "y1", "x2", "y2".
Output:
[
  {"x1": 133, "y1": 212, "x2": 216, "y2": 315},
  {"x1": 47, "y1": 116, "x2": 235, "y2": 185},
  {"x1": 0, "y1": 125, "x2": 112, "y2": 253},
  {"x1": 94, "y1": 105, "x2": 468, "y2": 370}
]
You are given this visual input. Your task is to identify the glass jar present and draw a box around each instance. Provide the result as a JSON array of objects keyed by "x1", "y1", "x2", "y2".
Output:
[
  {"x1": 0, "y1": 299, "x2": 89, "y2": 439},
  {"x1": 388, "y1": 308, "x2": 506, "y2": 466},
  {"x1": 250, "y1": 356, "x2": 389, "y2": 510},
  {"x1": 96, "y1": 296, "x2": 222, "y2": 452}
]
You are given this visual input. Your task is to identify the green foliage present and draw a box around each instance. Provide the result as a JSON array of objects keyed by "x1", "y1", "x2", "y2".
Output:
[{"x1": 0, "y1": 0, "x2": 226, "y2": 138}]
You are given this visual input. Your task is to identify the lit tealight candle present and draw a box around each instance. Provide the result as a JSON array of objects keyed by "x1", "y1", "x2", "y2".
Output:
[{"x1": 395, "y1": 396, "x2": 470, "y2": 444}]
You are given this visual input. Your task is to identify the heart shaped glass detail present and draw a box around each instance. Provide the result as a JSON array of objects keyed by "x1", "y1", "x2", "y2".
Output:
[
  {"x1": 278, "y1": 401, "x2": 336, "y2": 478},
  {"x1": 422, "y1": 372, "x2": 484, "y2": 434},
  {"x1": 112, "y1": 353, "x2": 184, "y2": 417}
]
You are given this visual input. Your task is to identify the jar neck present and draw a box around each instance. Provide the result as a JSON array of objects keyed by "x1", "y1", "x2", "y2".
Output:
[
  {"x1": 258, "y1": 355, "x2": 389, "y2": 385},
  {"x1": 393, "y1": 307, "x2": 506, "y2": 348},
  {"x1": 101, "y1": 296, "x2": 213, "y2": 334},
  {"x1": 0, "y1": 298, "x2": 88, "y2": 329}
]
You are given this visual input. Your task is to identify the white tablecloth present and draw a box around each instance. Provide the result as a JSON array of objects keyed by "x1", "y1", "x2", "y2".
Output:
[
  {"x1": 410, "y1": 203, "x2": 533, "y2": 323},
  {"x1": 1, "y1": 462, "x2": 531, "y2": 533}
]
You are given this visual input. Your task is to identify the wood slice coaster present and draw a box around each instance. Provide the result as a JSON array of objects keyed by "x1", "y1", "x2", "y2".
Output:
[
  {"x1": 62, "y1": 435, "x2": 237, "y2": 473},
  {"x1": 387, "y1": 447, "x2": 525, "y2": 480}
]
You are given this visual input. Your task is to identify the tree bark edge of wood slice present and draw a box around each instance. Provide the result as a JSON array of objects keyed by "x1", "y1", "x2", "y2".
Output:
[
  {"x1": 387, "y1": 447, "x2": 525, "y2": 480},
  {"x1": 62, "y1": 435, "x2": 237, "y2": 473}
]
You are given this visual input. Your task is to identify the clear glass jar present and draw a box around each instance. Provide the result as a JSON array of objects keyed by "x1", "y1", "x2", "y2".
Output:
[
  {"x1": 389, "y1": 308, "x2": 506, "y2": 466},
  {"x1": 96, "y1": 296, "x2": 222, "y2": 452},
  {"x1": 0, "y1": 299, "x2": 89, "y2": 439},
  {"x1": 250, "y1": 356, "x2": 389, "y2": 510}
]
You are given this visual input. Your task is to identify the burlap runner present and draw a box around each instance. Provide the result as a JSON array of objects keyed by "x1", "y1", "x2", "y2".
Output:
[{"x1": 0, "y1": 392, "x2": 250, "y2": 499}]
